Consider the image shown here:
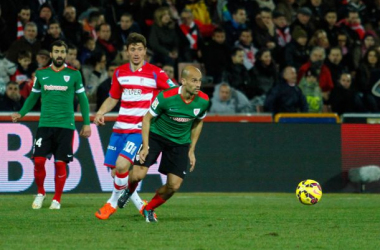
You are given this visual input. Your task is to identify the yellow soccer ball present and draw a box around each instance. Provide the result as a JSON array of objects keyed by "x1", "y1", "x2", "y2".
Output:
[{"x1": 296, "y1": 179, "x2": 322, "y2": 205}]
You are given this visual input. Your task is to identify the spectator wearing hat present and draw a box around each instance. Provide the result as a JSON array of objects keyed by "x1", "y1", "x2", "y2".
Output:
[
  {"x1": 298, "y1": 68, "x2": 323, "y2": 112},
  {"x1": 36, "y1": 49, "x2": 50, "y2": 68},
  {"x1": 284, "y1": 28, "x2": 310, "y2": 71},
  {"x1": 298, "y1": 46, "x2": 334, "y2": 103},
  {"x1": 290, "y1": 7, "x2": 315, "y2": 40},
  {"x1": 264, "y1": 66, "x2": 308, "y2": 114}
]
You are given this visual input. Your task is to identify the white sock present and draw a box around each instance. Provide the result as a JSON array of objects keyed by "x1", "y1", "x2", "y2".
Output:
[
  {"x1": 107, "y1": 174, "x2": 129, "y2": 208},
  {"x1": 130, "y1": 191, "x2": 146, "y2": 211}
]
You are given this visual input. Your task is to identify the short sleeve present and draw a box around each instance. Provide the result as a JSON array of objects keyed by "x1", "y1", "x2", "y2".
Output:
[
  {"x1": 109, "y1": 69, "x2": 123, "y2": 99},
  {"x1": 31, "y1": 73, "x2": 41, "y2": 93},
  {"x1": 75, "y1": 71, "x2": 85, "y2": 94},
  {"x1": 197, "y1": 101, "x2": 210, "y2": 119},
  {"x1": 154, "y1": 68, "x2": 176, "y2": 90},
  {"x1": 149, "y1": 92, "x2": 165, "y2": 117}
]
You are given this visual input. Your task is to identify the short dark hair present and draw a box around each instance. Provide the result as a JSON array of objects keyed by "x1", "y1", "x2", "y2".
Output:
[
  {"x1": 50, "y1": 40, "x2": 68, "y2": 52},
  {"x1": 231, "y1": 47, "x2": 243, "y2": 57},
  {"x1": 126, "y1": 33, "x2": 147, "y2": 48},
  {"x1": 213, "y1": 27, "x2": 225, "y2": 35},
  {"x1": 121, "y1": 12, "x2": 133, "y2": 19},
  {"x1": 6, "y1": 81, "x2": 18, "y2": 87},
  {"x1": 18, "y1": 50, "x2": 32, "y2": 59},
  {"x1": 89, "y1": 11, "x2": 102, "y2": 23},
  {"x1": 231, "y1": 6, "x2": 246, "y2": 15},
  {"x1": 48, "y1": 19, "x2": 60, "y2": 28},
  {"x1": 67, "y1": 43, "x2": 78, "y2": 51},
  {"x1": 95, "y1": 22, "x2": 110, "y2": 32},
  {"x1": 19, "y1": 5, "x2": 31, "y2": 12}
]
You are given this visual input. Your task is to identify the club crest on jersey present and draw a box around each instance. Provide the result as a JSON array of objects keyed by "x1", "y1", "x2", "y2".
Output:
[
  {"x1": 152, "y1": 98, "x2": 159, "y2": 109},
  {"x1": 64, "y1": 75, "x2": 70, "y2": 82},
  {"x1": 194, "y1": 108, "x2": 200, "y2": 116}
]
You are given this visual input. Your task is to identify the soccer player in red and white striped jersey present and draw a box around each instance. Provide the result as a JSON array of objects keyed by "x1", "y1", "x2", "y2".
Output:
[{"x1": 94, "y1": 33, "x2": 176, "y2": 220}]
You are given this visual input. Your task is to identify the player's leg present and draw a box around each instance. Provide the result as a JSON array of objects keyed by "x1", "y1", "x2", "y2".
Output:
[
  {"x1": 95, "y1": 133, "x2": 125, "y2": 219},
  {"x1": 32, "y1": 127, "x2": 53, "y2": 209},
  {"x1": 118, "y1": 135, "x2": 162, "y2": 208},
  {"x1": 51, "y1": 128, "x2": 74, "y2": 209},
  {"x1": 142, "y1": 142, "x2": 189, "y2": 222}
]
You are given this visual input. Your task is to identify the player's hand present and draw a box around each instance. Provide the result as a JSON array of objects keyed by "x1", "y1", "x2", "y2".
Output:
[
  {"x1": 139, "y1": 147, "x2": 149, "y2": 164},
  {"x1": 80, "y1": 125, "x2": 91, "y2": 138},
  {"x1": 94, "y1": 113, "x2": 105, "y2": 126},
  {"x1": 11, "y1": 113, "x2": 21, "y2": 123},
  {"x1": 189, "y1": 151, "x2": 196, "y2": 172}
]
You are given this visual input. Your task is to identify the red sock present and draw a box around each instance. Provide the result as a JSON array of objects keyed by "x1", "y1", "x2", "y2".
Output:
[
  {"x1": 53, "y1": 161, "x2": 67, "y2": 203},
  {"x1": 128, "y1": 179, "x2": 139, "y2": 194},
  {"x1": 34, "y1": 157, "x2": 47, "y2": 195},
  {"x1": 145, "y1": 192, "x2": 166, "y2": 210}
]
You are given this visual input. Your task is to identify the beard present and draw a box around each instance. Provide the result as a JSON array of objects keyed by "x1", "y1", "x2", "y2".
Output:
[{"x1": 52, "y1": 57, "x2": 65, "y2": 67}]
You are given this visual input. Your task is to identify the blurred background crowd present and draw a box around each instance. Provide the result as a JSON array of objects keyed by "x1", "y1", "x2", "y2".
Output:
[{"x1": 1, "y1": 0, "x2": 380, "y2": 115}]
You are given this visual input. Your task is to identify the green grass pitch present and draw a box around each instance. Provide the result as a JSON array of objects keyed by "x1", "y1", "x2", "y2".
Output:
[{"x1": 1, "y1": 193, "x2": 380, "y2": 249}]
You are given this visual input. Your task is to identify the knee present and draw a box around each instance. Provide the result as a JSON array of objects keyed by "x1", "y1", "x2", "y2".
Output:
[
  {"x1": 166, "y1": 182, "x2": 182, "y2": 193},
  {"x1": 129, "y1": 166, "x2": 147, "y2": 182}
]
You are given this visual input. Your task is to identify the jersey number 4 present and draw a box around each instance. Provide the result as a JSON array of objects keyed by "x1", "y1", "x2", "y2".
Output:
[{"x1": 35, "y1": 138, "x2": 43, "y2": 147}]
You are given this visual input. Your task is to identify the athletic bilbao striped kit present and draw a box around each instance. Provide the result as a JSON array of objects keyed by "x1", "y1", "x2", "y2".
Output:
[{"x1": 104, "y1": 62, "x2": 175, "y2": 166}]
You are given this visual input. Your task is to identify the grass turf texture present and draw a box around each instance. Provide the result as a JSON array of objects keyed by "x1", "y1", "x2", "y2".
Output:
[{"x1": 1, "y1": 193, "x2": 380, "y2": 249}]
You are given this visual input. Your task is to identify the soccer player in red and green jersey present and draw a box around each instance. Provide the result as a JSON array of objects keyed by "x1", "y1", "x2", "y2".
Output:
[
  {"x1": 118, "y1": 66, "x2": 210, "y2": 222},
  {"x1": 11, "y1": 40, "x2": 91, "y2": 210}
]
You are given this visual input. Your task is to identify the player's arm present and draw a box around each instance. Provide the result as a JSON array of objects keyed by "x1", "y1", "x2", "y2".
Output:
[
  {"x1": 12, "y1": 75, "x2": 41, "y2": 122},
  {"x1": 94, "y1": 97, "x2": 119, "y2": 126},
  {"x1": 188, "y1": 118, "x2": 204, "y2": 172},
  {"x1": 74, "y1": 71, "x2": 91, "y2": 138},
  {"x1": 77, "y1": 91, "x2": 91, "y2": 138},
  {"x1": 94, "y1": 68, "x2": 121, "y2": 126}
]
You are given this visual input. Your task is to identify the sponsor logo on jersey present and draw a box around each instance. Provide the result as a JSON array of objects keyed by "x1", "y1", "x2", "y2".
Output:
[
  {"x1": 64, "y1": 75, "x2": 70, "y2": 82},
  {"x1": 107, "y1": 146, "x2": 117, "y2": 151},
  {"x1": 171, "y1": 117, "x2": 194, "y2": 122},
  {"x1": 123, "y1": 89, "x2": 142, "y2": 95},
  {"x1": 194, "y1": 108, "x2": 200, "y2": 116},
  {"x1": 44, "y1": 85, "x2": 68, "y2": 91},
  {"x1": 140, "y1": 78, "x2": 144, "y2": 85},
  {"x1": 120, "y1": 79, "x2": 129, "y2": 83},
  {"x1": 152, "y1": 98, "x2": 159, "y2": 109}
]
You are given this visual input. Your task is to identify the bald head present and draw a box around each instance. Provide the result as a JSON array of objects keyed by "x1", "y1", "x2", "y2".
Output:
[
  {"x1": 180, "y1": 65, "x2": 202, "y2": 96},
  {"x1": 181, "y1": 65, "x2": 202, "y2": 79}
]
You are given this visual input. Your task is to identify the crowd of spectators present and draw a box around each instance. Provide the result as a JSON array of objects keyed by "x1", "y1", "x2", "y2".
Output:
[{"x1": 1, "y1": 0, "x2": 380, "y2": 115}]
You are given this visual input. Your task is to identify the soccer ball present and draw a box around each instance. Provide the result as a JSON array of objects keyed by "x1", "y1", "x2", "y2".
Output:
[{"x1": 296, "y1": 179, "x2": 322, "y2": 205}]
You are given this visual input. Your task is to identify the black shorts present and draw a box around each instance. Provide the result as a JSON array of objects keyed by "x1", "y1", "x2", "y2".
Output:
[
  {"x1": 33, "y1": 127, "x2": 74, "y2": 162},
  {"x1": 134, "y1": 132, "x2": 190, "y2": 179}
]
